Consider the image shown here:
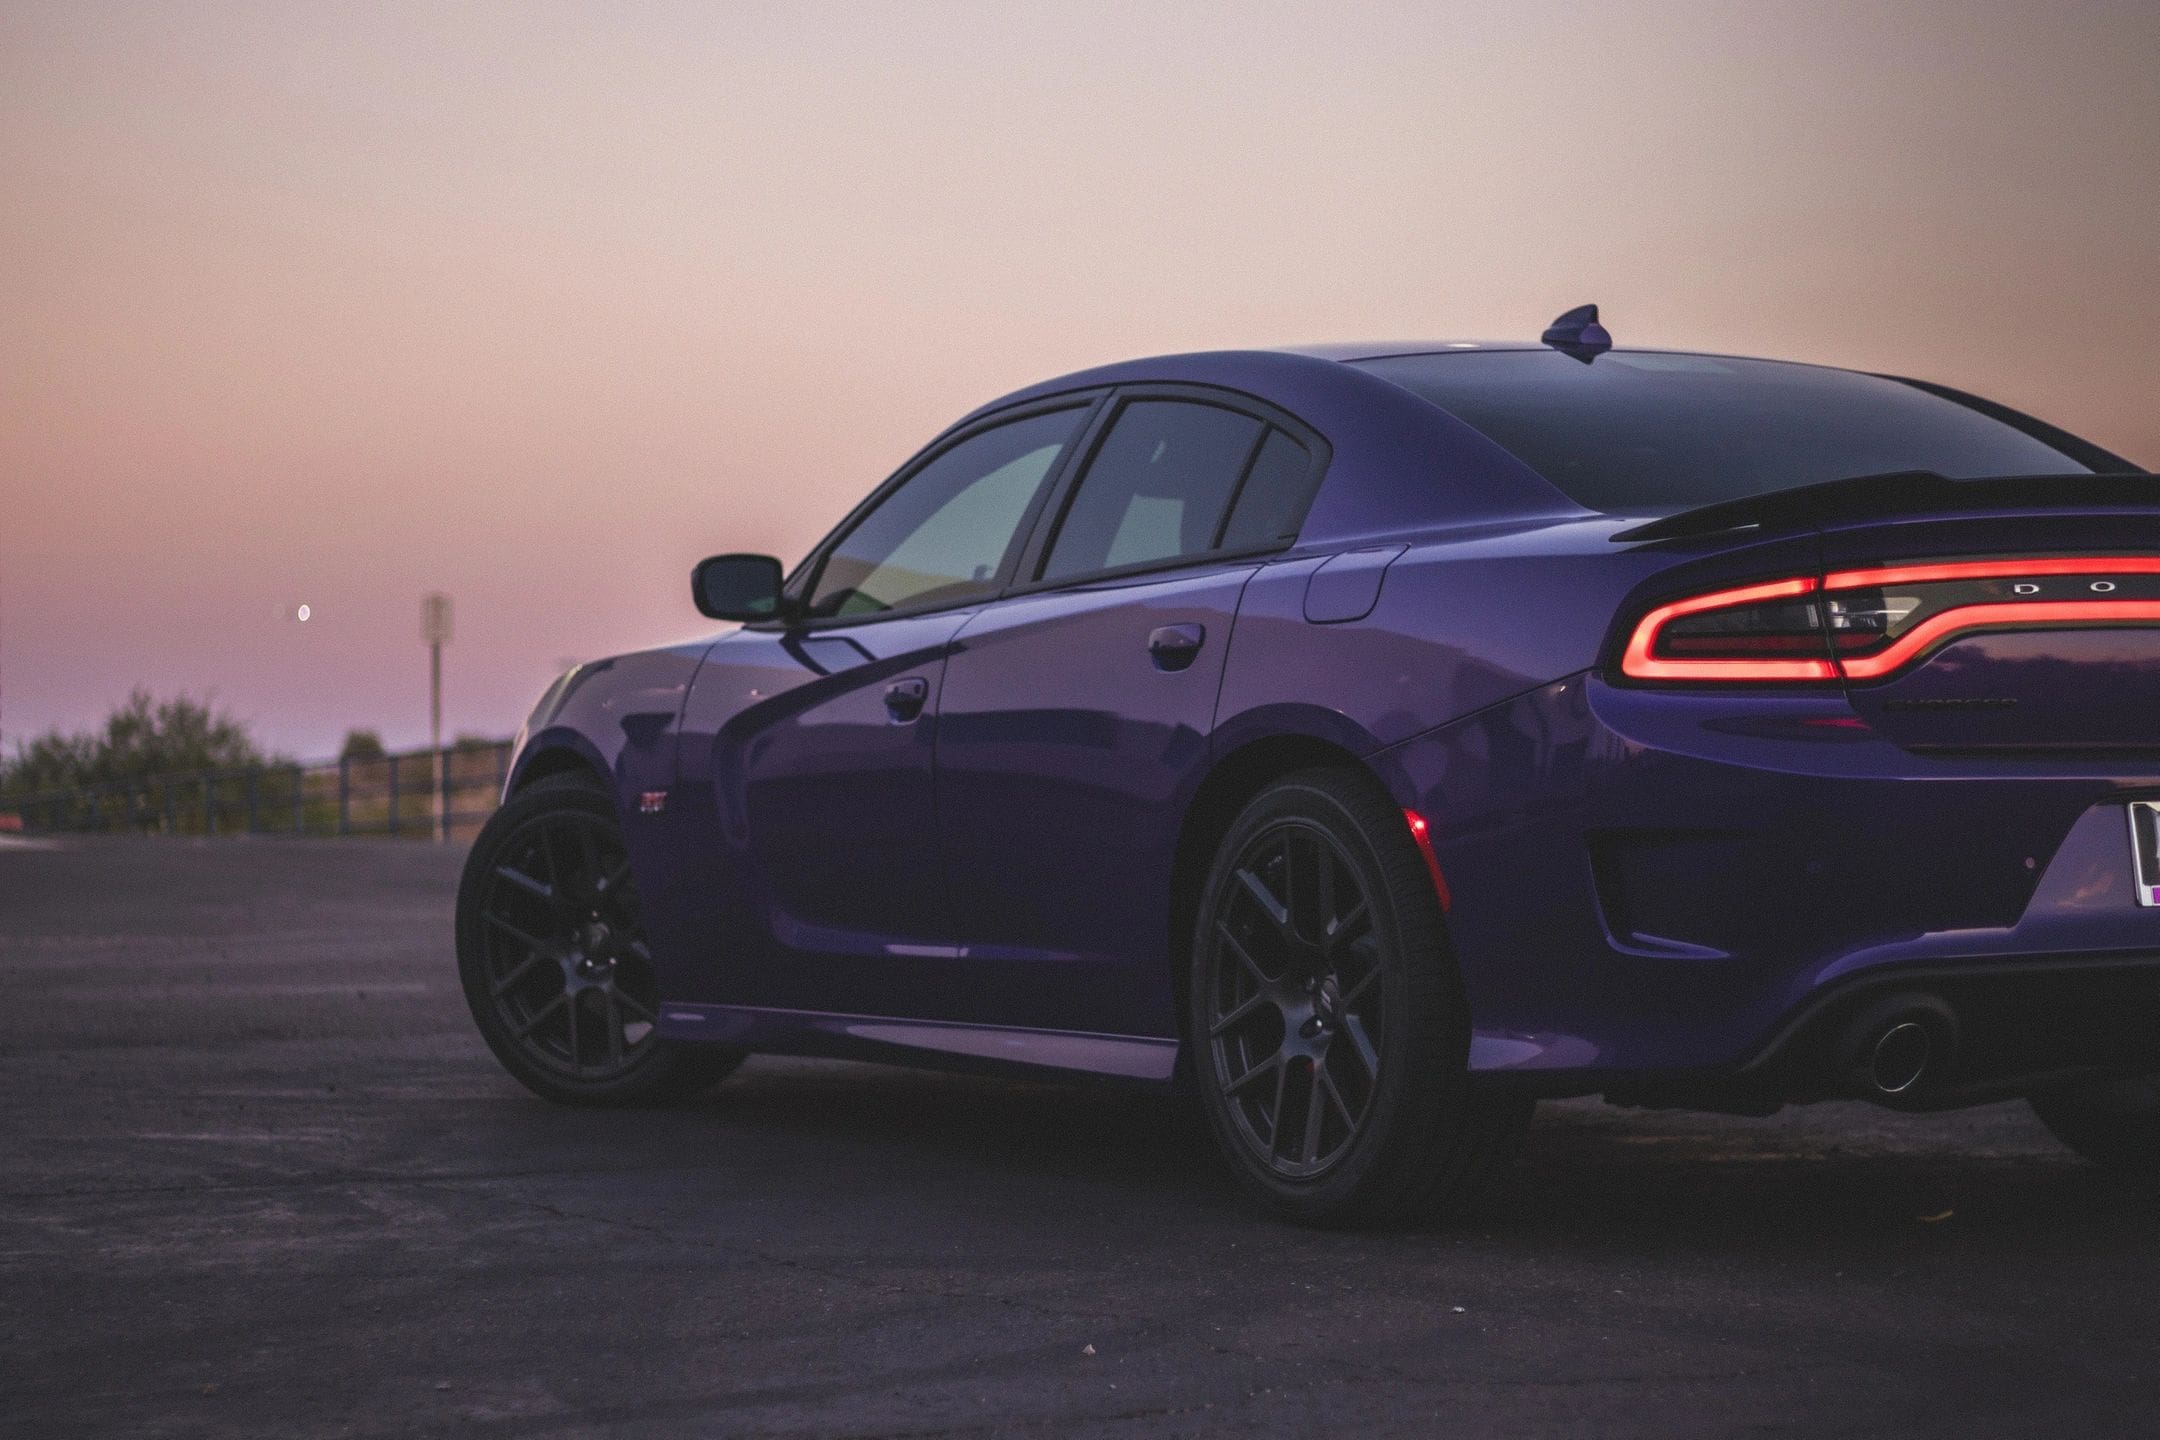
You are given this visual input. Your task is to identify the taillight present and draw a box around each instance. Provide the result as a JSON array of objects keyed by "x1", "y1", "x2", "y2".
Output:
[
  {"x1": 1619, "y1": 577, "x2": 1837, "y2": 682},
  {"x1": 1621, "y1": 556, "x2": 2160, "y2": 685}
]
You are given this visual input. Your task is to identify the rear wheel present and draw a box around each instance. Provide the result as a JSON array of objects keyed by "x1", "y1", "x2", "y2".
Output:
[
  {"x1": 1189, "y1": 768, "x2": 1532, "y2": 1227},
  {"x1": 456, "y1": 772, "x2": 744, "y2": 1105},
  {"x1": 2030, "y1": 1076, "x2": 2160, "y2": 1179}
]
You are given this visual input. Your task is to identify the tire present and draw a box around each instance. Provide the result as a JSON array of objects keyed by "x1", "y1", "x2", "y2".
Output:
[
  {"x1": 2030, "y1": 1077, "x2": 2160, "y2": 1180},
  {"x1": 456, "y1": 772, "x2": 744, "y2": 1106},
  {"x1": 1188, "y1": 767, "x2": 1532, "y2": 1227}
]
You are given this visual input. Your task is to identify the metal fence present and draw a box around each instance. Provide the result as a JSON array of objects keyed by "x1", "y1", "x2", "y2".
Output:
[{"x1": 2, "y1": 739, "x2": 515, "y2": 841}]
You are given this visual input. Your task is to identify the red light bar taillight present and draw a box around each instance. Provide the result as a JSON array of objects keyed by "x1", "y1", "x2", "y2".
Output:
[
  {"x1": 1620, "y1": 556, "x2": 2160, "y2": 685},
  {"x1": 1619, "y1": 577, "x2": 1837, "y2": 682}
]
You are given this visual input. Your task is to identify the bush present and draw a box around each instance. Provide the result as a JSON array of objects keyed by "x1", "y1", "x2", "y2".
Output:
[
  {"x1": 339, "y1": 729, "x2": 388, "y2": 763},
  {"x1": 1, "y1": 690, "x2": 276, "y2": 799}
]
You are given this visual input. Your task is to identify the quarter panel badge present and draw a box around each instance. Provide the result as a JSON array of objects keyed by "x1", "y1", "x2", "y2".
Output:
[{"x1": 639, "y1": 790, "x2": 668, "y2": 815}]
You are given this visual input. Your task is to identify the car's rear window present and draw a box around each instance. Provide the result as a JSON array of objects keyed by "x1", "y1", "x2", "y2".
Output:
[{"x1": 1356, "y1": 349, "x2": 2100, "y2": 514}]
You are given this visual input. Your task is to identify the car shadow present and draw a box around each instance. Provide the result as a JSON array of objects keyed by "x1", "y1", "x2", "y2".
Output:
[{"x1": 655, "y1": 1058, "x2": 2160, "y2": 1249}]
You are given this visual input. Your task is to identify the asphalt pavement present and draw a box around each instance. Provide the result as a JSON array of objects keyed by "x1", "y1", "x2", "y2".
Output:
[{"x1": 3, "y1": 836, "x2": 2156, "y2": 1439}]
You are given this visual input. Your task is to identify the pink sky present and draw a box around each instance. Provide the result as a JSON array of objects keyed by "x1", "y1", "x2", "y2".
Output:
[{"x1": 4, "y1": 1, "x2": 2156, "y2": 758}]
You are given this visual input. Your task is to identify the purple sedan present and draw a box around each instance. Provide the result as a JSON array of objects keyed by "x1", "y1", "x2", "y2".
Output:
[{"x1": 457, "y1": 307, "x2": 2160, "y2": 1225}]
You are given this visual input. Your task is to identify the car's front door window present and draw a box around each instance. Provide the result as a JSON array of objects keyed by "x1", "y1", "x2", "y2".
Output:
[{"x1": 806, "y1": 407, "x2": 1085, "y2": 620}]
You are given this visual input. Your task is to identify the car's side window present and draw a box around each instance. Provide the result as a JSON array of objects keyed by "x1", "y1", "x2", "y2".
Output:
[
  {"x1": 1039, "y1": 400, "x2": 1263, "y2": 583},
  {"x1": 805, "y1": 407, "x2": 1086, "y2": 620}
]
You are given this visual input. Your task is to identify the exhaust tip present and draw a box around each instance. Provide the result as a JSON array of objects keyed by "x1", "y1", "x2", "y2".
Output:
[
  {"x1": 1868, "y1": 1020, "x2": 1933, "y2": 1095},
  {"x1": 1831, "y1": 993, "x2": 1958, "y2": 1100}
]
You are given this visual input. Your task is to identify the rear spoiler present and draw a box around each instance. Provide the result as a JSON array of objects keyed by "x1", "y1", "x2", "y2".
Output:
[{"x1": 1610, "y1": 470, "x2": 2160, "y2": 545}]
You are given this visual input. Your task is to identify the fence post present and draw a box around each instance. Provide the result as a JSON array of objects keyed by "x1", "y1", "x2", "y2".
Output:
[
  {"x1": 246, "y1": 768, "x2": 261, "y2": 834},
  {"x1": 337, "y1": 757, "x2": 351, "y2": 836},
  {"x1": 388, "y1": 754, "x2": 402, "y2": 836},
  {"x1": 292, "y1": 764, "x2": 306, "y2": 834}
]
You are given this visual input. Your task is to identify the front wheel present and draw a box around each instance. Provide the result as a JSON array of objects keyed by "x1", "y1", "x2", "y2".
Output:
[
  {"x1": 456, "y1": 773, "x2": 744, "y2": 1106},
  {"x1": 1189, "y1": 768, "x2": 1532, "y2": 1227}
]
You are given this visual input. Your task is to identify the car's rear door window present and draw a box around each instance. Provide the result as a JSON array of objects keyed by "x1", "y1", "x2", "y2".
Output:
[
  {"x1": 1217, "y1": 428, "x2": 1316, "y2": 550},
  {"x1": 1039, "y1": 400, "x2": 1263, "y2": 582}
]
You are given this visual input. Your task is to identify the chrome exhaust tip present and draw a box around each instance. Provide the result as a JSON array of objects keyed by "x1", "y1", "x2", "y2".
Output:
[
  {"x1": 1867, "y1": 1020, "x2": 1933, "y2": 1095},
  {"x1": 1833, "y1": 994, "x2": 1958, "y2": 1100}
]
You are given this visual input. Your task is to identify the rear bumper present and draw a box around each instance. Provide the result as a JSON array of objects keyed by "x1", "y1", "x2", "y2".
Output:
[{"x1": 1382, "y1": 673, "x2": 2160, "y2": 1094}]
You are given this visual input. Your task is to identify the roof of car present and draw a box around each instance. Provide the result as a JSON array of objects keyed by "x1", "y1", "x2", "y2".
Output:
[{"x1": 1270, "y1": 340, "x2": 1550, "y2": 362}]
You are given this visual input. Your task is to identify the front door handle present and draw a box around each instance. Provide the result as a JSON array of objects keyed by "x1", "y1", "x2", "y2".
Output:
[
  {"x1": 883, "y1": 676, "x2": 930, "y2": 723},
  {"x1": 1147, "y1": 623, "x2": 1207, "y2": 672}
]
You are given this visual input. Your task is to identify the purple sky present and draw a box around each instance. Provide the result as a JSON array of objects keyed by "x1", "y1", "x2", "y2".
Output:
[{"x1": 4, "y1": 1, "x2": 2156, "y2": 758}]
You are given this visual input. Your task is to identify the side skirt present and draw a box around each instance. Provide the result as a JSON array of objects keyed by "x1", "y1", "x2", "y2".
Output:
[{"x1": 657, "y1": 1003, "x2": 1180, "y2": 1083}]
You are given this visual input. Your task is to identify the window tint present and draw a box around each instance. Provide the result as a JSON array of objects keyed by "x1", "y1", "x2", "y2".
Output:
[
  {"x1": 1041, "y1": 400, "x2": 1262, "y2": 581},
  {"x1": 807, "y1": 407, "x2": 1083, "y2": 618},
  {"x1": 1219, "y1": 429, "x2": 1316, "y2": 548},
  {"x1": 1356, "y1": 350, "x2": 2101, "y2": 515}
]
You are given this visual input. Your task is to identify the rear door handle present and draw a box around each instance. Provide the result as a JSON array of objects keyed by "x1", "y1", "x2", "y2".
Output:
[
  {"x1": 1147, "y1": 623, "x2": 1206, "y2": 672},
  {"x1": 883, "y1": 676, "x2": 930, "y2": 722}
]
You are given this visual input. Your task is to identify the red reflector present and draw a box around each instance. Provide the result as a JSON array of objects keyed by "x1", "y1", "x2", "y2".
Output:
[{"x1": 1403, "y1": 809, "x2": 1451, "y2": 911}]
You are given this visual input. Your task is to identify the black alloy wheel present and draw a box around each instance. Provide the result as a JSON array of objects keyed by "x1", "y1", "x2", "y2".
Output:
[
  {"x1": 456, "y1": 773, "x2": 742, "y2": 1105},
  {"x1": 1191, "y1": 768, "x2": 1533, "y2": 1227},
  {"x1": 1206, "y1": 820, "x2": 1385, "y2": 1179}
]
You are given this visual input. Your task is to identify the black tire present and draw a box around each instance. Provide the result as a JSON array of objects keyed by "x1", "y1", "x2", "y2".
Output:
[
  {"x1": 456, "y1": 772, "x2": 744, "y2": 1106},
  {"x1": 1188, "y1": 767, "x2": 1532, "y2": 1227},
  {"x1": 2030, "y1": 1077, "x2": 2160, "y2": 1179}
]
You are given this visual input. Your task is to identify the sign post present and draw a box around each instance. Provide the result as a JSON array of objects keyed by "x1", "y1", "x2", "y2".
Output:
[{"x1": 422, "y1": 592, "x2": 454, "y2": 843}]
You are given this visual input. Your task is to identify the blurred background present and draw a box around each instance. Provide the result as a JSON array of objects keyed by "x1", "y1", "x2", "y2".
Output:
[{"x1": 4, "y1": 0, "x2": 2157, "y2": 763}]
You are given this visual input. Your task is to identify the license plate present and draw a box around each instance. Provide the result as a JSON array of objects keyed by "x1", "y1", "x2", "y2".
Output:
[{"x1": 2129, "y1": 802, "x2": 2160, "y2": 906}]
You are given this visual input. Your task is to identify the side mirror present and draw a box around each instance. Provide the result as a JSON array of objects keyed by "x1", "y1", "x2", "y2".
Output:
[{"x1": 693, "y1": 554, "x2": 787, "y2": 622}]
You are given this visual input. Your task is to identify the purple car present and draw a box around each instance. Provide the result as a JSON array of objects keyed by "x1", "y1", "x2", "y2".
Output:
[{"x1": 457, "y1": 307, "x2": 2160, "y2": 1225}]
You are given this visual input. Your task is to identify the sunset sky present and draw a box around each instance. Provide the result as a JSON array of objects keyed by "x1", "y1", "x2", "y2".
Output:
[{"x1": 4, "y1": 1, "x2": 2157, "y2": 759}]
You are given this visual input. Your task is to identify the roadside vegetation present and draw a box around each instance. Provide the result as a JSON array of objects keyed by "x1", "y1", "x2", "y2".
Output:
[
  {"x1": 1, "y1": 694, "x2": 508, "y2": 839},
  {"x1": 1, "y1": 690, "x2": 278, "y2": 799}
]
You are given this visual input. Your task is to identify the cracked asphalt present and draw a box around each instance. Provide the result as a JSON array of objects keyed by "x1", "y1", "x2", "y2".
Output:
[{"x1": 3, "y1": 836, "x2": 2158, "y2": 1438}]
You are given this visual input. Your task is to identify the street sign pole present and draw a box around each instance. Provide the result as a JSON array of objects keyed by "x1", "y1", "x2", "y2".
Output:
[{"x1": 422, "y1": 593, "x2": 454, "y2": 844}]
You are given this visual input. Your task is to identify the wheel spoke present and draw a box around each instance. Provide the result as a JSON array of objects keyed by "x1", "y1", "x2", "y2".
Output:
[
  {"x1": 1226, "y1": 1049, "x2": 1284, "y2": 1096},
  {"x1": 490, "y1": 950, "x2": 547, "y2": 997},
  {"x1": 484, "y1": 911, "x2": 554, "y2": 956},
  {"x1": 1341, "y1": 1014, "x2": 1381, "y2": 1081},
  {"x1": 1325, "y1": 897, "x2": 1369, "y2": 954},
  {"x1": 1339, "y1": 958, "x2": 1382, "y2": 1008},
  {"x1": 604, "y1": 992, "x2": 624, "y2": 1063},
  {"x1": 1215, "y1": 922, "x2": 1270, "y2": 987},
  {"x1": 1267, "y1": 1057, "x2": 1291, "y2": 1156},
  {"x1": 596, "y1": 857, "x2": 632, "y2": 899},
  {"x1": 1316, "y1": 1060, "x2": 1357, "y2": 1130},
  {"x1": 494, "y1": 864, "x2": 557, "y2": 907},
  {"x1": 563, "y1": 987, "x2": 581, "y2": 1065},
  {"x1": 613, "y1": 988, "x2": 657, "y2": 1024},
  {"x1": 1301, "y1": 1062, "x2": 1328, "y2": 1164},
  {"x1": 1209, "y1": 988, "x2": 1272, "y2": 1038},
  {"x1": 514, "y1": 990, "x2": 567, "y2": 1039},
  {"x1": 1234, "y1": 867, "x2": 1293, "y2": 941}
]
